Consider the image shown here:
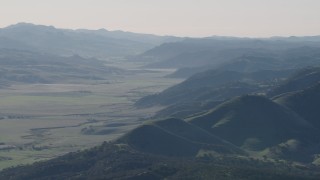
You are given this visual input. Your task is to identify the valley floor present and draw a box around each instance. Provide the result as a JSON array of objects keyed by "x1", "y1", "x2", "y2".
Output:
[{"x1": 0, "y1": 64, "x2": 182, "y2": 170}]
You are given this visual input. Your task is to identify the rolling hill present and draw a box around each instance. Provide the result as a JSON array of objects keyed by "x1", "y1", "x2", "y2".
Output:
[
  {"x1": 189, "y1": 95, "x2": 317, "y2": 150},
  {"x1": 137, "y1": 67, "x2": 320, "y2": 120},
  {"x1": 117, "y1": 118, "x2": 243, "y2": 157},
  {"x1": 136, "y1": 69, "x2": 294, "y2": 107},
  {"x1": 268, "y1": 67, "x2": 320, "y2": 97},
  {"x1": 0, "y1": 49, "x2": 123, "y2": 86},
  {"x1": 136, "y1": 37, "x2": 320, "y2": 69},
  {"x1": 166, "y1": 46, "x2": 320, "y2": 79},
  {"x1": 274, "y1": 83, "x2": 320, "y2": 129}
]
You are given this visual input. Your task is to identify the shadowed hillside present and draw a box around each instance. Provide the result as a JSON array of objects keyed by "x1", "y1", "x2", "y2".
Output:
[
  {"x1": 268, "y1": 67, "x2": 320, "y2": 97},
  {"x1": 136, "y1": 69, "x2": 293, "y2": 107},
  {"x1": 274, "y1": 83, "x2": 320, "y2": 129},
  {"x1": 117, "y1": 118, "x2": 243, "y2": 157},
  {"x1": 189, "y1": 95, "x2": 317, "y2": 150}
]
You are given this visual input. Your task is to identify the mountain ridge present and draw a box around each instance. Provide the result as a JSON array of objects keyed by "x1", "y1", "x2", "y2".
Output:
[{"x1": 0, "y1": 22, "x2": 181, "y2": 58}]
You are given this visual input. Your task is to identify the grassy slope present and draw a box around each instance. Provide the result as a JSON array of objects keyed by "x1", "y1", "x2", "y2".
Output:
[
  {"x1": 274, "y1": 83, "x2": 320, "y2": 129},
  {"x1": 268, "y1": 67, "x2": 320, "y2": 97},
  {"x1": 117, "y1": 118, "x2": 244, "y2": 157},
  {"x1": 136, "y1": 69, "x2": 292, "y2": 107},
  {"x1": 1, "y1": 143, "x2": 319, "y2": 180},
  {"x1": 188, "y1": 95, "x2": 316, "y2": 150}
]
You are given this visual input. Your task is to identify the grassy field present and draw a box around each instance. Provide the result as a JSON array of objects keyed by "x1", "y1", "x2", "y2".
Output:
[{"x1": 0, "y1": 67, "x2": 183, "y2": 170}]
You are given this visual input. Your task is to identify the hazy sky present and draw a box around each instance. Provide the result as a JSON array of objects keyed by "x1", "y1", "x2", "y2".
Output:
[{"x1": 1, "y1": 0, "x2": 319, "y2": 37}]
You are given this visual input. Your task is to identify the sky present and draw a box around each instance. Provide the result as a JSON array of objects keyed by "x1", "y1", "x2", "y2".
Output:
[{"x1": 0, "y1": 0, "x2": 319, "y2": 37}]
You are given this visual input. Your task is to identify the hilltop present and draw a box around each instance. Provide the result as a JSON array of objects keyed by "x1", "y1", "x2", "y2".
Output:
[{"x1": 189, "y1": 95, "x2": 317, "y2": 150}]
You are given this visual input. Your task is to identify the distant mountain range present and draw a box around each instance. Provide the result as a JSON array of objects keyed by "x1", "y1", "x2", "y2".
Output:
[
  {"x1": 133, "y1": 37, "x2": 320, "y2": 79},
  {"x1": 0, "y1": 23, "x2": 182, "y2": 86},
  {"x1": 0, "y1": 23, "x2": 181, "y2": 58}
]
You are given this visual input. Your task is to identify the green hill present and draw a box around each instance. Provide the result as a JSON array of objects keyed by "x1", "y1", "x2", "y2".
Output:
[
  {"x1": 117, "y1": 118, "x2": 243, "y2": 157},
  {"x1": 274, "y1": 83, "x2": 320, "y2": 129},
  {"x1": 189, "y1": 95, "x2": 316, "y2": 150},
  {"x1": 136, "y1": 69, "x2": 292, "y2": 107},
  {"x1": 268, "y1": 67, "x2": 320, "y2": 97}
]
